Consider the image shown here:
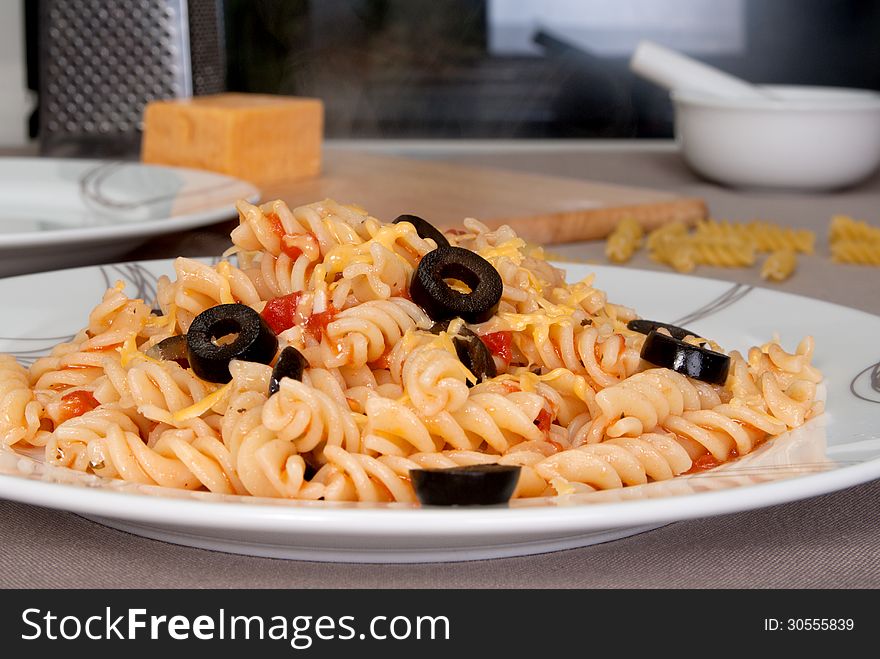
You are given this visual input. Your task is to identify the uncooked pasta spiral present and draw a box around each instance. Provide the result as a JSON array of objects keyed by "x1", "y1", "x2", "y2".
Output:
[
  {"x1": 761, "y1": 249, "x2": 797, "y2": 281},
  {"x1": 688, "y1": 236, "x2": 756, "y2": 268},
  {"x1": 831, "y1": 240, "x2": 880, "y2": 265},
  {"x1": 829, "y1": 214, "x2": 880, "y2": 244},
  {"x1": 605, "y1": 217, "x2": 644, "y2": 263},
  {"x1": 695, "y1": 219, "x2": 815, "y2": 254}
]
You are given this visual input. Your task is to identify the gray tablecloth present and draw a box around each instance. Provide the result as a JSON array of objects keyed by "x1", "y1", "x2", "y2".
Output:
[{"x1": 2, "y1": 143, "x2": 879, "y2": 588}]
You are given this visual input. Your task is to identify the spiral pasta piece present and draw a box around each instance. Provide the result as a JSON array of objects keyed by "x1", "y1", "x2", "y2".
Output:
[
  {"x1": 695, "y1": 219, "x2": 815, "y2": 254},
  {"x1": 829, "y1": 214, "x2": 880, "y2": 244},
  {"x1": 161, "y1": 257, "x2": 261, "y2": 332},
  {"x1": 761, "y1": 249, "x2": 797, "y2": 281},
  {"x1": 605, "y1": 217, "x2": 644, "y2": 263},
  {"x1": 307, "y1": 297, "x2": 430, "y2": 369},
  {"x1": 0, "y1": 355, "x2": 47, "y2": 447},
  {"x1": 831, "y1": 240, "x2": 880, "y2": 265}
]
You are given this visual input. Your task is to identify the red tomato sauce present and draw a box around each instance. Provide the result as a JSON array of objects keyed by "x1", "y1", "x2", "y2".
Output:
[
  {"x1": 267, "y1": 212, "x2": 306, "y2": 260},
  {"x1": 57, "y1": 390, "x2": 100, "y2": 425},
  {"x1": 266, "y1": 212, "x2": 285, "y2": 237},
  {"x1": 480, "y1": 331, "x2": 513, "y2": 365},
  {"x1": 262, "y1": 293, "x2": 302, "y2": 334},
  {"x1": 534, "y1": 408, "x2": 553, "y2": 434},
  {"x1": 685, "y1": 449, "x2": 739, "y2": 474},
  {"x1": 305, "y1": 304, "x2": 337, "y2": 342}
]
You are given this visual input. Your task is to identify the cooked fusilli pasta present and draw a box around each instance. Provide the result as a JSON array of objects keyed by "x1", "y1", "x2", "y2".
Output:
[{"x1": 0, "y1": 198, "x2": 823, "y2": 503}]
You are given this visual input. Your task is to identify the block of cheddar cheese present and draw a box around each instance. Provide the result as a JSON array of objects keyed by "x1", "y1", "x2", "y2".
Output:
[{"x1": 141, "y1": 93, "x2": 323, "y2": 183}]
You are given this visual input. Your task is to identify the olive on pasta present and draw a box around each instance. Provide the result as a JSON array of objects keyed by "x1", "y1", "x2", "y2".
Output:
[
  {"x1": 186, "y1": 304, "x2": 278, "y2": 383},
  {"x1": 392, "y1": 214, "x2": 450, "y2": 248},
  {"x1": 410, "y1": 246, "x2": 502, "y2": 323},
  {"x1": 145, "y1": 335, "x2": 189, "y2": 367},
  {"x1": 627, "y1": 319, "x2": 697, "y2": 341},
  {"x1": 410, "y1": 464, "x2": 521, "y2": 506},
  {"x1": 429, "y1": 320, "x2": 497, "y2": 384},
  {"x1": 269, "y1": 346, "x2": 309, "y2": 396},
  {"x1": 640, "y1": 330, "x2": 730, "y2": 385}
]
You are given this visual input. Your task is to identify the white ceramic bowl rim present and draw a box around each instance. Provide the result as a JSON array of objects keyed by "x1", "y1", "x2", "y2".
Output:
[{"x1": 671, "y1": 85, "x2": 880, "y2": 112}]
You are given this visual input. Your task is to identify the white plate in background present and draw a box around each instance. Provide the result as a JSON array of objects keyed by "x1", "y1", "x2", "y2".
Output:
[
  {"x1": 0, "y1": 159, "x2": 259, "y2": 277},
  {"x1": 0, "y1": 260, "x2": 878, "y2": 562}
]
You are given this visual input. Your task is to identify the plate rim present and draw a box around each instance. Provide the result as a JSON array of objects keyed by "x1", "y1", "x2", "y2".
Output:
[{"x1": 0, "y1": 158, "x2": 260, "y2": 248}]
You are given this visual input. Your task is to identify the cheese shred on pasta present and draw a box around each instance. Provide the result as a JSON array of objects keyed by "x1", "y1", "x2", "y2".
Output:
[{"x1": 0, "y1": 198, "x2": 823, "y2": 502}]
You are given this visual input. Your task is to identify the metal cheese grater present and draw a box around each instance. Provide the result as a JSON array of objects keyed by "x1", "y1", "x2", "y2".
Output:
[{"x1": 38, "y1": 0, "x2": 225, "y2": 157}]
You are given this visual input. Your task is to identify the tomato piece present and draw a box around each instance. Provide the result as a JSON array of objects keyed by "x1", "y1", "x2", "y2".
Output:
[
  {"x1": 280, "y1": 241, "x2": 303, "y2": 260},
  {"x1": 262, "y1": 293, "x2": 302, "y2": 334},
  {"x1": 534, "y1": 408, "x2": 553, "y2": 434},
  {"x1": 686, "y1": 453, "x2": 723, "y2": 474},
  {"x1": 57, "y1": 390, "x2": 100, "y2": 425},
  {"x1": 370, "y1": 348, "x2": 394, "y2": 370},
  {"x1": 480, "y1": 331, "x2": 513, "y2": 365},
  {"x1": 305, "y1": 303, "x2": 337, "y2": 342}
]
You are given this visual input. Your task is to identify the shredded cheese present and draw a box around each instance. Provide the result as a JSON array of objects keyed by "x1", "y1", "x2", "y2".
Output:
[
  {"x1": 117, "y1": 335, "x2": 164, "y2": 368},
  {"x1": 171, "y1": 382, "x2": 233, "y2": 422},
  {"x1": 477, "y1": 238, "x2": 526, "y2": 264},
  {"x1": 320, "y1": 223, "x2": 418, "y2": 277}
]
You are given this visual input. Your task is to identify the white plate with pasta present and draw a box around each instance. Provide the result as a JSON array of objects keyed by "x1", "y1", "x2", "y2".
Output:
[
  {"x1": 0, "y1": 198, "x2": 879, "y2": 563},
  {"x1": 0, "y1": 158, "x2": 259, "y2": 277}
]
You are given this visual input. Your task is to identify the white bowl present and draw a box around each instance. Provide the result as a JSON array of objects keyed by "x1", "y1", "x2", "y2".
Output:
[{"x1": 672, "y1": 85, "x2": 880, "y2": 190}]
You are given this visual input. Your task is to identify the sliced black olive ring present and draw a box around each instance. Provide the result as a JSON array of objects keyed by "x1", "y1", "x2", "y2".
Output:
[
  {"x1": 627, "y1": 318, "x2": 698, "y2": 341},
  {"x1": 640, "y1": 330, "x2": 730, "y2": 385},
  {"x1": 429, "y1": 320, "x2": 496, "y2": 385},
  {"x1": 145, "y1": 335, "x2": 189, "y2": 367},
  {"x1": 410, "y1": 246, "x2": 503, "y2": 324},
  {"x1": 392, "y1": 214, "x2": 450, "y2": 248},
  {"x1": 269, "y1": 346, "x2": 309, "y2": 396},
  {"x1": 186, "y1": 303, "x2": 279, "y2": 383},
  {"x1": 410, "y1": 464, "x2": 522, "y2": 506}
]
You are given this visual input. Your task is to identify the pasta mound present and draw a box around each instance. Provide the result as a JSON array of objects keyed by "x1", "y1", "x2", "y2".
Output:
[{"x1": 0, "y1": 199, "x2": 823, "y2": 502}]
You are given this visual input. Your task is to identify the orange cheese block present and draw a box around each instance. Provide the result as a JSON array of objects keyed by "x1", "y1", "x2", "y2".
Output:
[{"x1": 141, "y1": 93, "x2": 323, "y2": 183}]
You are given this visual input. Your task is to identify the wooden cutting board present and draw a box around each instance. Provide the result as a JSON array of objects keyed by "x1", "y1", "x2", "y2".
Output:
[{"x1": 264, "y1": 151, "x2": 707, "y2": 244}]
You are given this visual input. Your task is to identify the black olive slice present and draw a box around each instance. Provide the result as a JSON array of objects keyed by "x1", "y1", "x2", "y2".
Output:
[
  {"x1": 145, "y1": 335, "x2": 189, "y2": 367},
  {"x1": 640, "y1": 330, "x2": 730, "y2": 385},
  {"x1": 627, "y1": 319, "x2": 698, "y2": 341},
  {"x1": 186, "y1": 304, "x2": 279, "y2": 383},
  {"x1": 269, "y1": 346, "x2": 309, "y2": 396},
  {"x1": 410, "y1": 464, "x2": 521, "y2": 506},
  {"x1": 429, "y1": 320, "x2": 496, "y2": 385},
  {"x1": 392, "y1": 214, "x2": 450, "y2": 248},
  {"x1": 410, "y1": 246, "x2": 502, "y2": 324}
]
